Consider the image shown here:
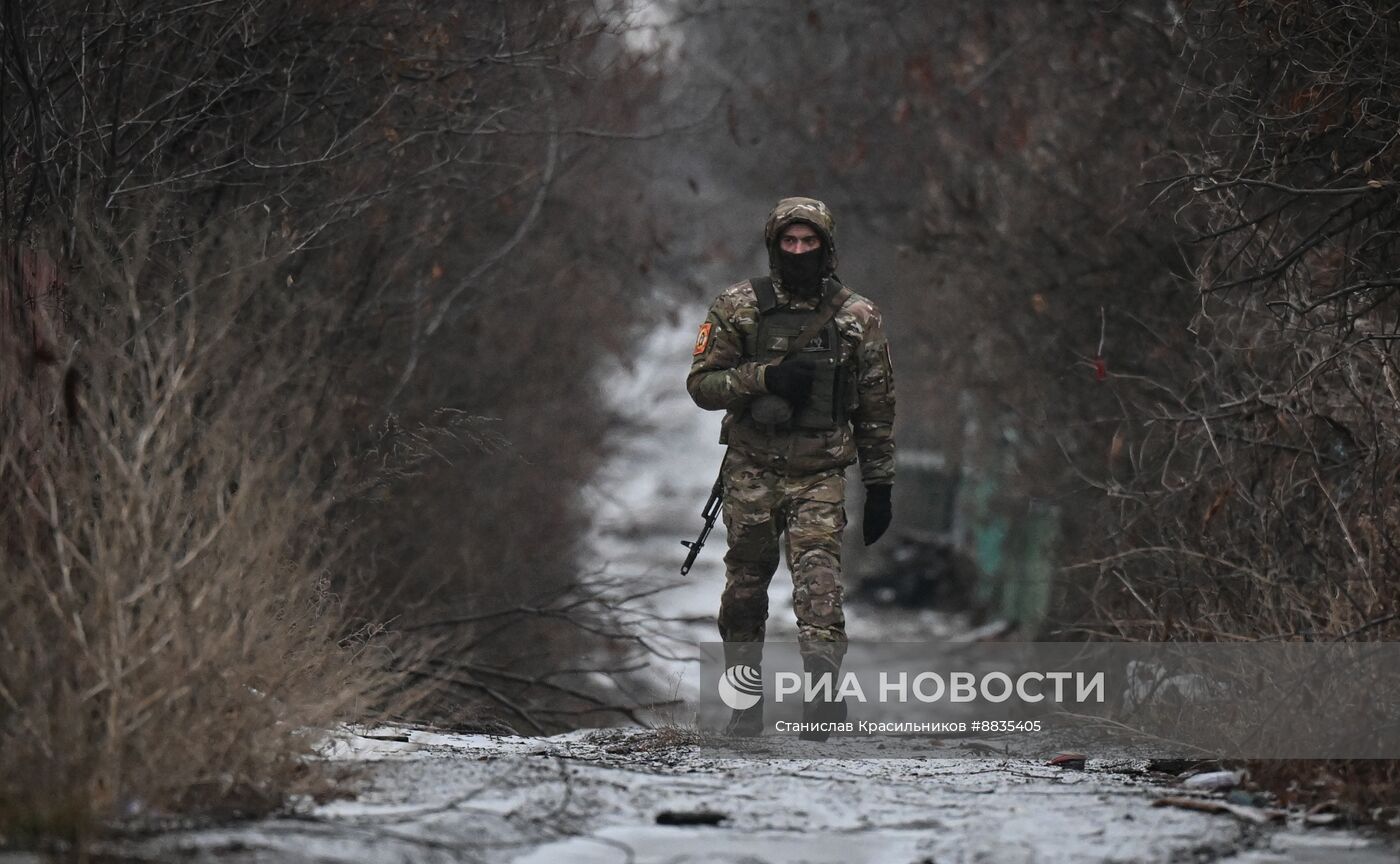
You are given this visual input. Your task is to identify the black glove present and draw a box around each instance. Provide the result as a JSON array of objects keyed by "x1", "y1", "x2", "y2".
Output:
[
  {"x1": 763, "y1": 358, "x2": 816, "y2": 408},
  {"x1": 863, "y1": 484, "x2": 893, "y2": 546}
]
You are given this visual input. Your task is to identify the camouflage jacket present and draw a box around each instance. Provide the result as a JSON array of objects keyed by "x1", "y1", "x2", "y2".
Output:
[{"x1": 687, "y1": 278, "x2": 896, "y2": 486}]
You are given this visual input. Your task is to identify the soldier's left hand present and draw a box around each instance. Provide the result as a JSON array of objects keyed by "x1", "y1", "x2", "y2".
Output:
[{"x1": 863, "y1": 484, "x2": 893, "y2": 546}]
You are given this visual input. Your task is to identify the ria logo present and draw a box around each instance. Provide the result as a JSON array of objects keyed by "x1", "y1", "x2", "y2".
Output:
[{"x1": 718, "y1": 664, "x2": 763, "y2": 710}]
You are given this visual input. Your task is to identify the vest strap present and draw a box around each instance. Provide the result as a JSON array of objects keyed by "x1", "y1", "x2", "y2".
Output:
[
  {"x1": 782, "y1": 278, "x2": 851, "y2": 363},
  {"x1": 751, "y1": 276, "x2": 778, "y2": 313}
]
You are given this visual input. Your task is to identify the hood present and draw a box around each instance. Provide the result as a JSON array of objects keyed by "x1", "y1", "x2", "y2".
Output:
[{"x1": 763, "y1": 196, "x2": 838, "y2": 277}]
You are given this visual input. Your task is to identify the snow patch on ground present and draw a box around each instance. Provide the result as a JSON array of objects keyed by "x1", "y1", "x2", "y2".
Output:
[{"x1": 86, "y1": 726, "x2": 1399, "y2": 864}]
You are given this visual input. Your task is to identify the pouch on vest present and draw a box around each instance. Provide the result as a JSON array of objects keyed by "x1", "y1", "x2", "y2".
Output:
[{"x1": 750, "y1": 278, "x2": 850, "y2": 431}]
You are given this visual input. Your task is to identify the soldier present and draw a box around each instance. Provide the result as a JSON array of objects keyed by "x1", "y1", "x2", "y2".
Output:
[{"x1": 687, "y1": 196, "x2": 896, "y2": 740}]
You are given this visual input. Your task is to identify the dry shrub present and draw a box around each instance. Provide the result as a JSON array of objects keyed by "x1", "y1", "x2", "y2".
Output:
[
  {"x1": 1071, "y1": 1, "x2": 1400, "y2": 642},
  {"x1": 2, "y1": 0, "x2": 676, "y2": 750},
  {"x1": 0, "y1": 215, "x2": 401, "y2": 842},
  {"x1": 1249, "y1": 760, "x2": 1400, "y2": 825},
  {"x1": 1062, "y1": 1, "x2": 1400, "y2": 813}
]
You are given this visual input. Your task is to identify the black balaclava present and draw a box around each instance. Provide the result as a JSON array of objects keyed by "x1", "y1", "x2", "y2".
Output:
[
  {"x1": 775, "y1": 219, "x2": 827, "y2": 298},
  {"x1": 777, "y1": 248, "x2": 825, "y2": 298}
]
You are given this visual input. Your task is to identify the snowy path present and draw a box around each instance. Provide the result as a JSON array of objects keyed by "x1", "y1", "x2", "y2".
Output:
[{"x1": 91, "y1": 727, "x2": 1394, "y2": 863}]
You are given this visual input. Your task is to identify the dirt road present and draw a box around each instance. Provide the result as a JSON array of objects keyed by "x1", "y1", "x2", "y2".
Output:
[{"x1": 85, "y1": 725, "x2": 1394, "y2": 863}]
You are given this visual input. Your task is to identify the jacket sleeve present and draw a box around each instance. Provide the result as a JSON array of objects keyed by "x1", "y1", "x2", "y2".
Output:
[
  {"x1": 686, "y1": 297, "x2": 768, "y2": 411},
  {"x1": 852, "y1": 309, "x2": 896, "y2": 485}
]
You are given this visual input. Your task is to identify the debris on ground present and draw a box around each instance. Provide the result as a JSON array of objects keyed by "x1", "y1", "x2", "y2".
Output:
[
  {"x1": 1152, "y1": 795, "x2": 1285, "y2": 825},
  {"x1": 655, "y1": 809, "x2": 727, "y2": 826},
  {"x1": 1225, "y1": 790, "x2": 1270, "y2": 808},
  {"x1": 1048, "y1": 752, "x2": 1087, "y2": 770},
  {"x1": 1182, "y1": 770, "x2": 1242, "y2": 791},
  {"x1": 1303, "y1": 801, "x2": 1348, "y2": 828},
  {"x1": 1146, "y1": 758, "x2": 1204, "y2": 775},
  {"x1": 961, "y1": 619, "x2": 1018, "y2": 642}
]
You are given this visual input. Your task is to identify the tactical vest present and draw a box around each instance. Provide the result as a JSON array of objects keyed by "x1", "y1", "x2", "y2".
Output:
[{"x1": 748, "y1": 276, "x2": 852, "y2": 431}]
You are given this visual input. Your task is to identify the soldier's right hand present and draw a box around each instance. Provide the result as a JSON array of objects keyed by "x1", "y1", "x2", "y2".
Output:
[{"x1": 763, "y1": 358, "x2": 817, "y2": 409}]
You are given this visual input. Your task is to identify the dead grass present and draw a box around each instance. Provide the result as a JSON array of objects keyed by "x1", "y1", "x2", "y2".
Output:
[
  {"x1": 582, "y1": 725, "x2": 702, "y2": 757},
  {"x1": 0, "y1": 216, "x2": 408, "y2": 845},
  {"x1": 1247, "y1": 761, "x2": 1400, "y2": 829}
]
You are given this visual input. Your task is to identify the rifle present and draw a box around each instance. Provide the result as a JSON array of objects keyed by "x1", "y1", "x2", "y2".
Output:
[{"x1": 680, "y1": 474, "x2": 723, "y2": 575}]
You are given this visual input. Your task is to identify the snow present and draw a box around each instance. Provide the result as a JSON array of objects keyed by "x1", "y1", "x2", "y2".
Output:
[{"x1": 87, "y1": 726, "x2": 1400, "y2": 863}]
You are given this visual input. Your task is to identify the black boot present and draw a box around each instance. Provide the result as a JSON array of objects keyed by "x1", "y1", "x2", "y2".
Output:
[
  {"x1": 723, "y1": 703, "x2": 764, "y2": 737},
  {"x1": 722, "y1": 642, "x2": 765, "y2": 738},
  {"x1": 798, "y1": 653, "x2": 847, "y2": 742}
]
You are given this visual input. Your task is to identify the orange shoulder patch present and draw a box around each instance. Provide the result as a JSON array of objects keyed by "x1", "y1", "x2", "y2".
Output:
[{"x1": 693, "y1": 322, "x2": 713, "y2": 356}]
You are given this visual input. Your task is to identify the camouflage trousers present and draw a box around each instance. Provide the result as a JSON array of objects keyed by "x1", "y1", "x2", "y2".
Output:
[{"x1": 717, "y1": 447, "x2": 848, "y2": 656}]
